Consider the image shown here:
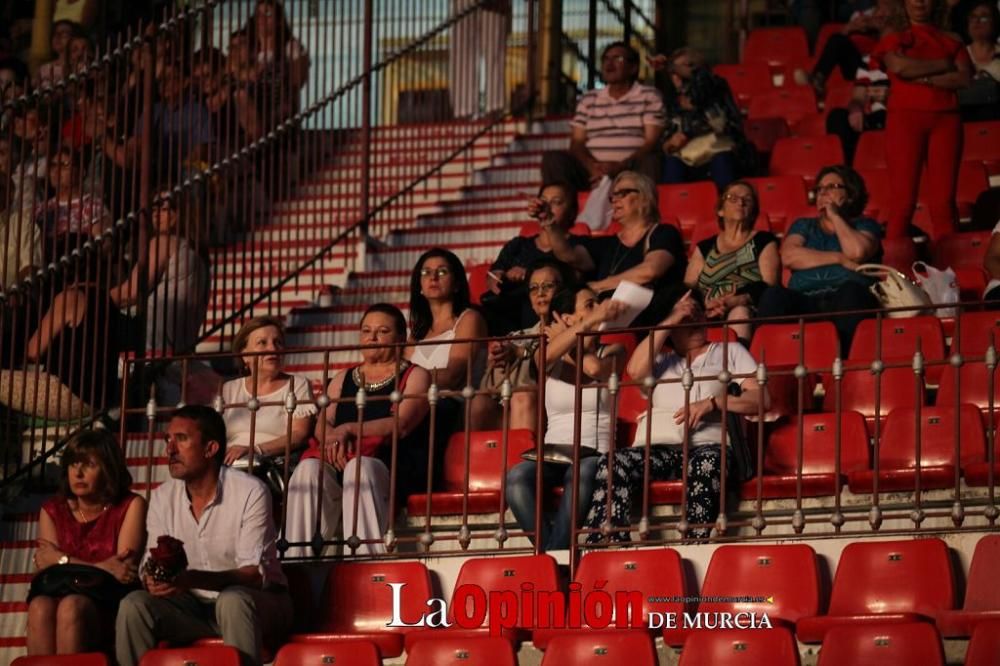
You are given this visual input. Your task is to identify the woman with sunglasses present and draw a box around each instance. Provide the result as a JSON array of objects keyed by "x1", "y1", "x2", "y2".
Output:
[
  {"x1": 755, "y1": 165, "x2": 882, "y2": 356},
  {"x1": 544, "y1": 171, "x2": 686, "y2": 325},
  {"x1": 872, "y1": 0, "x2": 972, "y2": 238},
  {"x1": 684, "y1": 181, "x2": 779, "y2": 344},
  {"x1": 110, "y1": 190, "x2": 209, "y2": 364}
]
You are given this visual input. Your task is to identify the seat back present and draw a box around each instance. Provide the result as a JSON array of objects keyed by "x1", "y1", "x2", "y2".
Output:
[
  {"x1": 697, "y1": 544, "x2": 820, "y2": 623},
  {"x1": 935, "y1": 364, "x2": 1000, "y2": 412},
  {"x1": 13, "y1": 655, "x2": 110, "y2": 666},
  {"x1": 442, "y1": 429, "x2": 535, "y2": 492},
  {"x1": 138, "y1": 647, "x2": 241, "y2": 666},
  {"x1": 743, "y1": 117, "x2": 792, "y2": 156},
  {"x1": 467, "y1": 262, "x2": 491, "y2": 305},
  {"x1": 743, "y1": 176, "x2": 810, "y2": 233},
  {"x1": 816, "y1": 623, "x2": 944, "y2": 666},
  {"x1": 963, "y1": 534, "x2": 1000, "y2": 612},
  {"x1": 765, "y1": 411, "x2": 870, "y2": 475},
  {"x1": 405, "y1": 636, "x2": 517, "y2": 666},
  {"x1": 879, "y1": 405, "x2": 986, "y2": 468},
  {"x1": 931, "y1": 231, "x2": 992, "y2": 272},
  {"x1": 826, "y1": 538, "x2": 954, "y2": 616},
  {"x1": 574, "y1": 548, "x2": 686, "y2": 628},
  {"x1": 318, "y1": 561, "x2": 433, "y2": 635},
  {"x1": 657, "y1": 182, "x2": 718, "y2": 233},
  {"x1": 750, "y1": 322, "x2": 839, "y2": 371},
  {"x1": 678, "y1": 627, "x2": 800, "y2": 666},
  {"x1": 541, "y1": 632, "x2": 657, "y2": 666},
  {"x1": 853, "y1": 131, "x2": 887, "y2": 170},
  {"x1": 952, "y1": 311, "x2": 1000, "y2": 357},
  {"x1": 274, "y1": 641, "x2": 380, "y2": 666},
  {"x1": 958, "y1": 161, "x2": 990, "y2": 212},
  {"x1": 857, "y1": 167, "x2": 890, "y2": 221},
  {"x1": 848, "y1": 316, "x2": 945, "y2": 366},
  {"x1": 747, "y1": 88, "x2": 818, "y2": 125},
  {"x1": 962, "y1": 121, "x2": 1000, "y2": 165},
  {"x1": 965, "y1": 620, "x2": 1000, "y2": 666},
  {"x1": 451, "y1": 554, "x2": 560, "y2": 629},
  {"x1": 770, "y1": 136, "x2": 845, "y2": 185},
  {"x1": 714, "y1": 63, "x2": 775, "y2": 107},
  {"x1": 824, "y1": 367, "x2": 924, "y2": 423},
  {"x1": 743, "y1": 27, "x2": 810, "y2": 67},
  {"x1": 880, "y1": 237, "x2": 919, "y2": 276}
]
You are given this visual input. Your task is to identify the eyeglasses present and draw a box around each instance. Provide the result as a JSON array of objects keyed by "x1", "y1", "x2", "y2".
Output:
[
  {"x1": 814, "y1": 183, "x2": 847, "y2": 194},
  {"x1": 420, "y1": 267, "x2": 451, "y2": 279},
  {"x1": 602, "y1": 54, "x2": 627, "y2": 64},
  {"x1": 609, "y1": 188, "x2": 639, "y2": 202},
  {"x1": 528, "y1": 281, "x2": 559, "y2": 294},
  {"x1": 724, "y1": 193, "x2": 754, "y2": 205},
  {"x1": 970, "y1": 14, "x2": 993, "y2": 23}
]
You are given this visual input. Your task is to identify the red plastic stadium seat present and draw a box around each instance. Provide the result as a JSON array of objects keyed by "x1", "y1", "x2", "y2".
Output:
[
  {"x1": 407, "y1": 430, "x2": 535, "y2": 516},
  {"x1": 532, "y1": 548, "x2": 687, "y2": 649},
  {"x1": 815, "y1": 622, "x2": 945, "y2": 666},
  {"x1": 678, "y1": 627, "x2": 801, "y2": 666},
  {"x1": 664, "y1": 544, "x2": 820, "y2": 646},
  {"x1": 274, "y1": 640, "x2": 380, "y2": 666},
  {"x1": 936, "y1": 535, "x2": 1000, "y2": 637},
  {"x1": 743, "y1": 117, "x2": 791, "y2": 156},
  {"x1": 962, "y1": 121, "x2": 1000, "y2": 175},
  {"x1": 744, "y1": 176, "x2": 811, "y2": 234},
  {"x1": 951, "y1": 311, "x2": 1000, "y2": 356},
  {"x1": 964, "y1": 620, "x2": 1000, "y2": 666},
  {"x1": 848, "y1": 316, "x2": 945, "y2": 383},
  {"x1": 823, "y1": 79, "x2": 855, "y2": 110},
  {"x1": 405, "y1": 554, "x2": 560, "y2": 650},
  {"x1": 823, "y1": 366, "x2": 924, "y2": 426},
  {"x1": 748, "y1": 88, "x2": 818, "y2": 125},
  {"x1": 405, "y1": 636, "x2": 517, "y2": 666},
  {"x1": 847, "y1": 405, "x2": 986, "y2": 493},
  {"x1": 520, "y1": 222, "x2": 541, "y2": 237},
  {"x1": 743, "y1": 411, "x2": 869, "y2": 499},
  {"x1": 796, "y1": 538, "x2": 955, "y2": 643},
  {"x1": 294, "y1": 561, "x2": 433, "y2": 658},
  {"x1": 857, "y1": 167, "x2": 890, "y2": 221},
  {"x1": 541, "y1": 631, "x2": 657, "y2": 666},
  {"x1": 13, "y1": 656, "x2": 110, "y2": 666},
  {"x1": 931, "y1": 231, "x2": 992, "y2": 273},
  {"x1": 853, "y1": 131, "x2": 887, "y2": 170},
  {"x1": 715, "y1": 63, "x2": 775, "y2": 109},
  {"x1": 190, "y1": 638, "x2": 274, "y2": 663},
  {"x1": 935, "y1": 363, "x2": 1000, "y2": 412},
  {"x1": 744, "y1": 27, "x2": 810, "y2": 69},
  {"x1": 138, "y1": 647, "x2": 241, "y2": 666},
  {"x1": 880, "y1": 237, "x2": 919, "y2": 277},
  {"x1": 750, "y1": 321, "x2": 839, "y2": 371},
  {"x1": 770, "y1": 136, "x2": 845, "y2": 185},
  {"x1": 789, "y1": 112, "x2": 828, "y2": 138},
  {"x1": 467, "y1": 262, "x2": 491, "y2": 305},
  {"x1": 657, "y1": 182, "x2": 718, "y2": 239},
  {"x1": 957, "y1": 161, "x2": 990, "y2": 217}
]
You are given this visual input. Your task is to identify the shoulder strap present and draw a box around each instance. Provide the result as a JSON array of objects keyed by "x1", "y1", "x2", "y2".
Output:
[{"x1": 642, "y1": 223, "x2": 657, "y2": 257}]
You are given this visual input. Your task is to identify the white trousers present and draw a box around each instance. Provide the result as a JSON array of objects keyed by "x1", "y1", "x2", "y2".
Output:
[
  {"x1": 284, "y1": 458, "x2": 343, "y2": 558},
  {"x1": 341, "y1": 456, "x2": 391, "y2": 556},
  {"x1": 449, "y1": 0, "x2": 510, "y2": 117}
]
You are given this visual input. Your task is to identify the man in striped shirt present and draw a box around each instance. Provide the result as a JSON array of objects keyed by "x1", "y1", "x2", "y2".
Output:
[{"x1": 542, "y1": 42, "x2": 666, "y2": 190}]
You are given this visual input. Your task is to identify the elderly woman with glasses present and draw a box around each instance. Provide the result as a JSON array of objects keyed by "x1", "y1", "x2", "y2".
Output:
[
  {"x1": 684, "y1": 181, "x2": 779, "y2": 344},
  {"x1": 755, "y1": 165, "x2": 883, "y2": 356},
  {"x1": 543, "y1": 170, "x2": 686, "y2": 325}
]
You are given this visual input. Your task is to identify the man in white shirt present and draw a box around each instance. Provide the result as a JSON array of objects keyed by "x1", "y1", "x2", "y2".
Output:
[
  {"x1": 541, "y1": 41, "x2": 666, "y2": 191},
  {"x1": 116, "y1": 405, "x2": 292, "y2": 666}
]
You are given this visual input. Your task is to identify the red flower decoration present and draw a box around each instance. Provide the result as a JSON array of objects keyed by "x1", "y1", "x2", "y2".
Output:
[{"x1": 143, "y1": 535, "x2": 188, "y2": 583}]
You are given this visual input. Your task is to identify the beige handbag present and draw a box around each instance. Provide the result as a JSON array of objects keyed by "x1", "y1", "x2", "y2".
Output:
[
  {"x1": 855, "y1": 264, "x2": 931, "y2": 319},
  {"x1": 677, "y1": 133, "x2": 736, "y2": 168}
]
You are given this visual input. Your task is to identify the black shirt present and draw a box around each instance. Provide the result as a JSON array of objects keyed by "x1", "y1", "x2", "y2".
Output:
[{"x1": 580, "y1": 223, "x2": 686, "y2": 290}]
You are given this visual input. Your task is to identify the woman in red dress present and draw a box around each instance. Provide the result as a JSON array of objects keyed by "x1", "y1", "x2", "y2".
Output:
[
  {"x1": 26, "y1": 430, "x2": 146, "y2": 656},
  {"x1": 874, "y1": 0, "x2": 972, "y2": 239}
]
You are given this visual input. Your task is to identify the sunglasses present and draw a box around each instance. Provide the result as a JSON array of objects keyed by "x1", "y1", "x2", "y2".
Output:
[
  {"x1": 609, "y1": 188, "x2": 639, "y2": 202},
  {"x1": 724, "y1": 193, "x2": 754, "y2": 205},
  {"x1": 420, "y1": 267, "x2": 451, "y2": 279},
  {"x1": 814, "y1": 183, "x2": 847, "y2": 194},
  {"x1": 527, "y1": 281, "x2": 560, "y2": 294}
]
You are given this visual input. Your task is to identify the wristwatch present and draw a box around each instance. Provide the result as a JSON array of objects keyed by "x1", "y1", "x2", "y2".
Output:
[{"x1": 58, "y1": 555, "x2": 69, "y2": 565}]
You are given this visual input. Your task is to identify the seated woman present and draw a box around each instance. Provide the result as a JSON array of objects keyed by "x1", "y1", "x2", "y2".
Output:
[
  {"x1": 684, "y1": 181, "x2": 779, "y2": 344},
  {"x1": 483, "y1": 182, "x2": 581, "y2": 334},
  {"x1": 652, "y1": 48, "x2": 751, "y2": 189},
  {"x1": 472, "y1": 258, "x2": 575, "y2": 433},
  {"x1": 286, "y1": 304, "x2": 430, "y2": 557},
  {"x1": 959, "y1": 0, "x2": 1000, "y2": 121},
  {"x1": 220, "y1": 316, "x2": 316, "y2": 465},
  {"x1": 36, "y1": 145, "x2": 111, "y2": 267},
  {"x1": 27, "y1": 429, "x2": 146, "y2": 656},
  {"x1": 408, "y1": 248, "x2": 488, "y2": 392},
  {"x1": 583, "y1": 292, "x2": 767, "y2": 542},
  {"x1": 506, "y1": 285, "x2": 626, "y2": 551},
  {"x1": 544, "y1": 171, "x2": 686, "y2": 325},
  {"x1": 756, "y1": 165, "x2": 882, "y2": 356}
]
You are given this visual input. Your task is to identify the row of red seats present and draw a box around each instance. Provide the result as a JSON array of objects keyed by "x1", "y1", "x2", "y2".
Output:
[{"x1": 24, "y1": 536, "x2": 994, "y2": 664}]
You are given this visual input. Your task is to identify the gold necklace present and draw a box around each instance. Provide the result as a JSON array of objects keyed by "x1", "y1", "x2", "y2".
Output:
[
  {"x1": 353, "y1": 361, "x2": 409, "y2": 392},
  {"x1": 73, "y1": 501, "x2": 108, "y2": 523}
]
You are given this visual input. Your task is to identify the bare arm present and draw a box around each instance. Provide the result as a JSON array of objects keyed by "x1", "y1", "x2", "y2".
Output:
[
  {"x1": 683, "y1": 247, "x2": 705, "y2": 288},
  {"x1": 780, "y1": 234, "x2": 851, "y2": 271},
  {"x1": 255, "y1": 415, "x2": 314, "y2": 456},
  {"x1": 626, "y1": 293, "x2": 694, "y2": 380},
  {"x1": 581, "y1": 345, "x2": 626, "y2": 382},
  {"x1": 721, "y1": 376, "x2": 770, "y2": 415},
  {"x1": 590, "y1": 249, "x2": 674, "y2": 293},
  {"x1": 828, "y1": 214, "x2": 879, "y2": 262},
  {"x1": 758, "y1": 240, "x2": 781, "y2": 285},
  {"x1": 25, "y1": 289, "x2": 82, "y2": 361},
  {"x1": 434, "y1": 310, "x2": 488, "y2": 390},
  {"x1": 175, "y1": 565, "x2": 262, "y2": 592},
  {"x1": 539, "y1": 300, "x2": 627, "y2": 368},
  {"x1": 112, "y1": 496, "x2": 147, "y2": 562},
  {"x1": 985, "y1": 233, "x2": 1000, "y2": 279},
  {"x1": 541, "y1": 223, "x2": 594, "y2": 272},
  {"x1": 109, "y1": 235, "x2": 176, "y2": 307}
]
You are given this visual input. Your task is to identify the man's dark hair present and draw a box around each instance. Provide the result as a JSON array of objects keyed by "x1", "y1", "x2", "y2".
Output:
[
  {"x1": 173, "y1": 404, "x2": 227, "y2": 466},
  {"x1": 0, "y1": 57, "x2": 28, "y2": 87}
]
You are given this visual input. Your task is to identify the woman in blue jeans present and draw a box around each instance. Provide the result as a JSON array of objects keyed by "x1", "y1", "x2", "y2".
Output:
[{"x1": 505, "y1": 285, "x2": 626, "y2": 551}]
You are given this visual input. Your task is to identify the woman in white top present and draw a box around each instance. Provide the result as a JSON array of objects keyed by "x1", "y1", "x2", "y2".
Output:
[
  {"x1": 964, "y1": 1, "x2": 1000, "y2": 81},
  {"x1": 219, "y1": 316, "x2": 316, "y2": 464},
  {"x1": 584, "y1": 291, "x2": 768, "y2": 542},
  {"x1": 407, "y1": 248, "x2": 488, "y2": 391},
  {"x1": 506, "y1": 285, "x2": 626, "y2": 551}
]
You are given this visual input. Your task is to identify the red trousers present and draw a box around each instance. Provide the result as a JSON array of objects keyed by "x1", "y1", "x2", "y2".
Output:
[{"x1": 884, "y1": 108, "x2": 962, "y2": 239}]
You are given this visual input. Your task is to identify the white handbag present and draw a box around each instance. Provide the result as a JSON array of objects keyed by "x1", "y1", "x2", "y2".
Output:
[{"x1": 855, "y1": 264, "x2": 931, "y2": 319}]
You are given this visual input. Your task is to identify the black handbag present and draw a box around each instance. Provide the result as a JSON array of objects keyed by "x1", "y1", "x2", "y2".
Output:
[
  {"x1": 724, "y1": 382, "x2": 756, "y2": 483},
  {"x1": 27, "y1": 564, "x2": 135, "y2": 608}
]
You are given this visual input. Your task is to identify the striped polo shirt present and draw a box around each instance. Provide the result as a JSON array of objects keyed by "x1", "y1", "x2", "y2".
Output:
[{"x1": 571, "y1": 82, "x2": 666, "y2": 163}]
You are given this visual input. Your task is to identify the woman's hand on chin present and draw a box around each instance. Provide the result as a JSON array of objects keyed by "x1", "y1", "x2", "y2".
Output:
[{"x1": 224, "y1": 445, "x2": 250, "y2": 465}]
